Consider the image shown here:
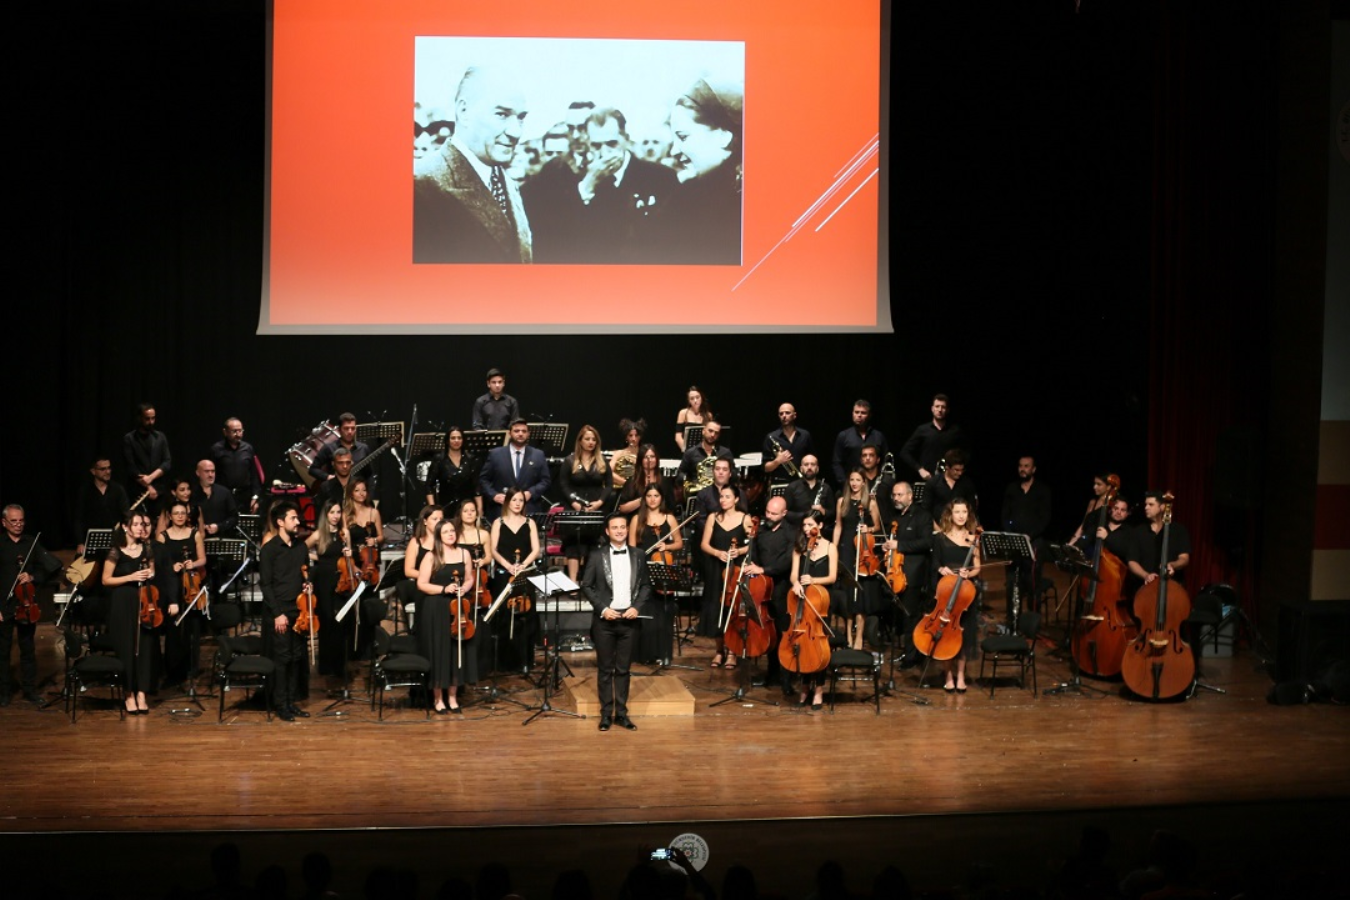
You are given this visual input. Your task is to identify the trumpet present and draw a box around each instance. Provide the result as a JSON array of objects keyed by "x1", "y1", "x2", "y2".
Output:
[{"x1": 769, "y1": 436, "x2": 801, "y2": 479}]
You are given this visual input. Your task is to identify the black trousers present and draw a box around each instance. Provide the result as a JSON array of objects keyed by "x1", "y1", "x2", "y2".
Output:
[
  {"x1": 264, "y1": 621, "x2": 305, "y2": 709},
  {"x1": 0, "y1": 618, "x2": 37, "y2": 695},
  {"x1": 593, "y1": 616, "x2": 637, "y2": 719}
]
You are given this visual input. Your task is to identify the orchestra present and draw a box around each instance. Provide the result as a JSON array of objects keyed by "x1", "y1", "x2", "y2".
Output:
[{"x1": 1, "y1": 389, "x2": 1227, "y2": 724}]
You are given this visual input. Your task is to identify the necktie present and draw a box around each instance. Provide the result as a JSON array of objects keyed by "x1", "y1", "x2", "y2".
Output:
[
  {"x1": 490, "y1": 166, "x2": 514, "y2": 223},
  {"x1": 513, "y1": 450, "x2": 522, "y2": 478}
]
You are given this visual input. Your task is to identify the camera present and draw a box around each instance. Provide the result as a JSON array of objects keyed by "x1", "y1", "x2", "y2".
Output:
[{"x1": 649, "y1": 848, "x2": 672, "y2": 861}]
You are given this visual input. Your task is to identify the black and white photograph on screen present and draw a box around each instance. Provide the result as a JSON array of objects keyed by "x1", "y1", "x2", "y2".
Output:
[{"x1": 412, "y1": 37, "x2": 744, "y2": 267}]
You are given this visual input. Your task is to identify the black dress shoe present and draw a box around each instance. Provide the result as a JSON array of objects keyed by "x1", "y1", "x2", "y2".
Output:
[
  {"x1": 598, "y1": 717, "x2": 612, "y2": 732},
  {"x1": 276, "y1": 708, "x2": 296, "y2": 722},
  {"x1": 434, "y1": 707, "x2": 448, "y2": 716},
  {"x1": 615, "y1": 716, "x2": 637, "y2": 731},
  {"x1": 287, "y1": 705, "x2": 311, "y2": 718},
  {"x1": 23, "y1": 689, "x2": 42, "y2": 703}
]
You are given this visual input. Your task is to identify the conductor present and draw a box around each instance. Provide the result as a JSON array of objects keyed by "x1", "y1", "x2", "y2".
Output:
[{"x1": 582, "y1": 512, "x2": 651, "y2": 732}]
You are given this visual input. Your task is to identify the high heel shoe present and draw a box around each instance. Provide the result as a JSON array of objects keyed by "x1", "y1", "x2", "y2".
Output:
[{"x1": 710, "y1": 654, "x2": 724, "y2": 669}]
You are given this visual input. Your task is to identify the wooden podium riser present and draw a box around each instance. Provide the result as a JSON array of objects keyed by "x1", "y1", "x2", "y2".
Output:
[{"x1": 561, "y1": 675, "x2": 696, "y2": 717}]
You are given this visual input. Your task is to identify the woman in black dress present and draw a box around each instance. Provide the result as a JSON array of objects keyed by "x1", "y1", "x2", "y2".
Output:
[
  {"x1": 630, "y1": 484, "x2": 684, "y2": 664},
  {"x1": 396, "y1": 505, "x2": 443, "y2": 637},
  {"x1": 788, "y1": 514, "x2": 839, "y2": 710},
  {"x1": 305, "y1": 501, "x2": 355, "y2": 679},
  {"x1": 415, "y1": 518, "x2": 477, "y2": 713},
  {"x1": 101, "y1": 510, "x2": 158, "y2": 714},
  {"x1": 833, "y1": 469, "x2": 884, "y2": 650},
  {"x1": 156, "y1": 499, "x2": 207, "y2": 688},
  {"x1": 155, "y1": 477, "x2": 201, "y2": 535},
  {"x1": 558, "y1": 424, "x2": 612, "y2": 582},
  {"x1": 424, "y1": 427, "x2": 480, "y2": 518},
  {"x1": 699, "y1": 484, "x2": 750, "y2": 666},
  {"x1": 930, "y1": 499, "x2": 983, "y2": 693},
  {"x1": 616, "y1": 444, "x2": 670, "y2": 517},
  {"x1": 489, "y1": 489, "x2": 541, "y2": 672},
  {"x1": 674, "y1": 386, "x2": 712, "y2": 453}
]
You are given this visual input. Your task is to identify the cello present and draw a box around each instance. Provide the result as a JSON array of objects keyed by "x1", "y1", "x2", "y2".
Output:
[
  {"x1": 1121, "y1": 492, "x2": 1194, "y2": 700},
  {"x1": 1070, "y1": 475, "x2": 1135, "y2": 677},
  {"x1": 724, "y1": 519, "x2": 776, "y2": 661},
  {"x1": 778, "y1": 534, "x2": 832, "y2": 676},
  {"x1": 912, "y1": 528, "x2": 981, "y2": 662}
]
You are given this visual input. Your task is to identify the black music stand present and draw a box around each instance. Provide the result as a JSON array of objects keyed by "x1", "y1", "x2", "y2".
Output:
[
  {"x1": 521, "y1": 571, "x2": 586, "y2": 726},
  {"x1": 322, "y1": 582, "x2": 370, "y2": 717},
  {"x1": 683, "y1": 425, "x2": 733, "y2": 452},
  {"x1": 980, "y1": 532, "x2": 1035, "y2": 630},
  {"x1": 409, "y1": 431, "x2": 445, "y2": 507},
  {"x1": 528, "y1": 423, "x2": 569, "y2": 459},
  {"x1": 644, "y1": 562, "x2": 701, "y2": 675},
  {"x1": 478, "y1": 562, "x2": 539, "y2": 710},
  {"x1": 463, "y1": 429, "x2": 509, "y2": 461},
  {"x1": 58, "y1": 529, "x2": 114, "y2": 628},
  {"x1": 1043, "y1": 543, "x2": 1110, "y2": 698},
  {"x1": 911, "y1": 480, "x2": 927, "y2": 507}
]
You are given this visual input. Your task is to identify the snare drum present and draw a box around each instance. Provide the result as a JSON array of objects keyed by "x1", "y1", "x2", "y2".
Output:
[{"x1": 287, "y1": 421, "x2": 339, "y2": 486}]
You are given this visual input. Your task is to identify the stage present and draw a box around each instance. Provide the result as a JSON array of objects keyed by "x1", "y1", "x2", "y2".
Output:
[{"x1": 2, "y1": 572, "x2": 1348, "y2": 898}]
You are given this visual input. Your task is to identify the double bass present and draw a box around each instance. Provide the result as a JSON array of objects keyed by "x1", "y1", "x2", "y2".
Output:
[
  {"x1": 1121, "y1": 492, "x2": 1194, "y2": 700},
  {"x1": 1070, "y1": 475, "x2": 1135, "y2": 677}
]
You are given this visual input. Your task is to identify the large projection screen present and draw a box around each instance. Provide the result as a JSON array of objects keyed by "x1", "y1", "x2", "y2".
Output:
[{"x1": 261, "y1": 0, "x2": 889, "y2": 334}]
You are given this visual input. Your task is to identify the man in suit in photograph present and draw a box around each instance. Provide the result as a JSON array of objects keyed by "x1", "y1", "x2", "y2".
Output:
[
  {"x1": 477, "y1": 419, "x2": 551, "y2": 520},
  {"x1": 582, "y1": 512, "x2": 652, "y2": 731},
  {"x1": 413, "y1": 65, "x2": 533, "y2": 263}
]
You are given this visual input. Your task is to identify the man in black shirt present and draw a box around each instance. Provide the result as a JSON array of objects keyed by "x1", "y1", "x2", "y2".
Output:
[
  {"x1": 315, "y1": 449, "x2": 357, "y2": 511},
  {"x1": 211, "y1": 417, "x2": 263, "y2": 513},
  {"x1": 259, "y1": 501, "x2": 310, "y2": 721},
  {"x1": 693, "y1": 456, "x2": 743, "y2": 538},
  {"x1": 678, "y1": 419, "x2": 732, "y2": 494},
  {"x1": 123, "y1": 402, "x2": 172, "y2": 517},
  {"x1": 762, "y1": 402, "x2": 812, "y2": 486},
  {"x1": 923, "y1": 450, "x2": 977, "y2": 515},
  {"x1": 1127, "y1": 492, "x2": 1191, "y2": 586},
  {"x1": 1, "y1": 504, "x2": 61, "y2": 705},
  {"x1": 785, "y1": 454, "x2": 836, "y2": 534},
  {"x1": 831, "y1": 399, "x2": 888, "y2": 486},
  {"x1": 193, "y1": 460, "x2": 239, "y2": 538},
  {"x1": 742, "y1": 496, "x2": 798, "y2": 694},
  {"x1": 309, "y1": 413, "x2": 370, "y2": 485},
  {"x1": 73, "y1": 457, "x2": 130, "y2": 555},
  {"x1": 1000, "y1": 456, "x2": 1053, "y2": 607},
  {"x1": 879, "y1": 482, "x2": 933, "y2": 666},
  {"x1": 899, "y1": 393, "x2": 966, "y2": 482},
  {"x1": 859, "y1": 444, "x2": 892, "y2": 503},
  {"x1": 471, "y1": 368, "x2": 520, "y2": 431}
]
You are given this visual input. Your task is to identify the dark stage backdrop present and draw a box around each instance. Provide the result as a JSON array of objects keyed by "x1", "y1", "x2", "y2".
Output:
[{"x1": 10, "y1": 1, "x2": 1285, "y2": 618}]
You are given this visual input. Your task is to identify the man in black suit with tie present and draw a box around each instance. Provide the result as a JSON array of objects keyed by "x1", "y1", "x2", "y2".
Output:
[
  {"x1": 477, "y1": 418, "x2": 552, "y2": 520},
  {"x1": 413, "y1": 66, "x2": 533, "y2": 263},
  {"x1": 582, "y1": 512, "x2": 651, "y2": 731}
]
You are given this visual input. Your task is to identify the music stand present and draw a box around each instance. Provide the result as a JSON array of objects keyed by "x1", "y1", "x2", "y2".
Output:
[
  {"x1": 709, "y1": 579, "x2": 780, "y2": 708},
  {"x1": 1043, "y1": 542, "x2": 1110, "y2": 698},
  {"x1": 356, "y1": 420, "x2": 405, "y2": 448},
  {"x1": 980, "y1": 532, "x2": 1035, "y2": 629},
  {"x1": 528, "y1": 423, "x2": 569, "y2": 459},
  {"x1": 463, "y1": 429, "x2": 509, "y2": 460},
  {"x1": 409, "y1": 432, "x2": 445, "y2": 459},
  {"x1": 521, "y1": 571, "x2": 586, "y2": 726},
  {"x1": 644, "y1": 562, "x2": 701, "y2": 674},
  {"x1": 58, "y1": 529, "x2": 114, "y2": 628},
  {"x1": 911, "y1": 480, "x2": 927, "y2": 507}
]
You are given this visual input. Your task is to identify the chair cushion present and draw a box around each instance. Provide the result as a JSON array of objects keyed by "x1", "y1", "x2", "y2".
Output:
[
  {"x1": 831, "y1": 649, "x2": 875, "y2": 668},
  {"x1": 389, "y1": 634, "x2": 419, "y2": 655},
  {"x1": 381, "y1": 655, "x2": 431, "y2": 673},
  {"x1": 233, "y1": 635, "x2": 265, "y2": 655},
  {"x1": 227, "y1": 658, "x2": 276, "y2": 676},
  {"x1": 982, "y1": 635, "x2": 1030, "y2": 654},
  {"x1": 75, "y1": 657, "x2": 124, "y2": 675}
]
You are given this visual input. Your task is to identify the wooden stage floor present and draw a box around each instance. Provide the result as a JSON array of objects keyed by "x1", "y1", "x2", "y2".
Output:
[{"x1": 2, "y1": 578, "x2": 1348, "y2": 897}]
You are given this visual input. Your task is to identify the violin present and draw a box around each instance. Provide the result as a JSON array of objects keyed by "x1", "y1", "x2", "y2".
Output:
[
  {"x1": 9, "y1": 533, "x2": 43, "y2": 625},
  {"x1": 294, "y1": 564, "x2": 319, "y2": 667},
  {"x1": 854, "y1": 503, "x2": 881, "y2": 577},
  {"x1": 359, "y1": 535, "x2": 380, "y2": 585},
  {"x1": 1121, "y1": 492, "x2": 1194, "y2": 700},
  {"x1": 335, "y1": 531, "x2": 358, "y2": 595},
  {"x1": 137, "y1": 555, "x2": 163, "y2": 630},
  {"x1": 505, "y1": 549, "x2": 533, "y2": 614},
  {"x1": 180, "y1": 544, "x2": 207, "y2": 612},
  {"x1": 778, "y1": 536, "x2": 831, "y2": 674},
  {"x1": 884, "y1": 522, "x2": 907, "y2": 596},
  {"x1": 912, "y1": 527, "x2": 981, "y2": 661},
  {"x1": 1070, "y1": 474, "x2": 1136, "y2": 678},
  {"x1": 471, "y1": 554, "x2": 491, "y2": 608},
  {"x1": 447, "y1": 571, "x2": 476, "y2": 674}
]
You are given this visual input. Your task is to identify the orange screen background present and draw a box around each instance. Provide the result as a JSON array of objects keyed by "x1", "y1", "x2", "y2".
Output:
[{"x1": 264, "y1": 0, "x2": 883, "y2": 333}]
